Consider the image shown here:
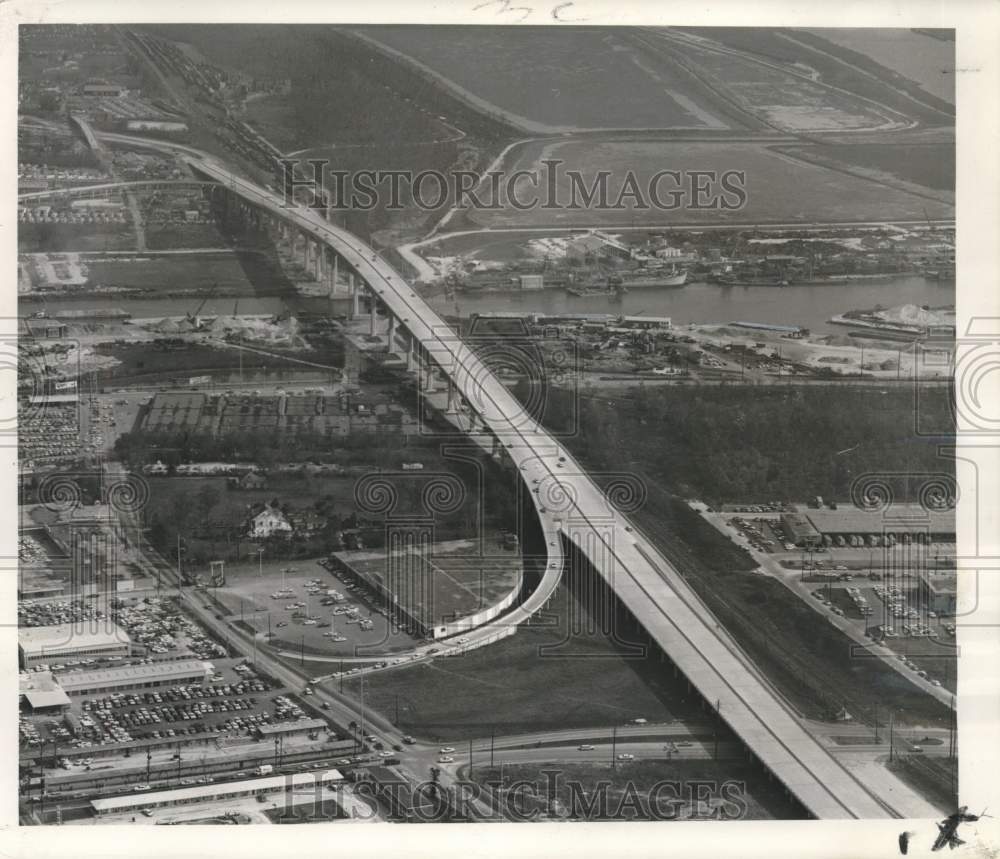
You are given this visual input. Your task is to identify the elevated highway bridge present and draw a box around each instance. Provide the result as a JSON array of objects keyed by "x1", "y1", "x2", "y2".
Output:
[{"x1": 152, "y1": 152, "x2": 895, "y2": 819}]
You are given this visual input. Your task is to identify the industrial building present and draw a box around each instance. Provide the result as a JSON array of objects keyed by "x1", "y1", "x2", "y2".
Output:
[
  {"x1": 56, "y1": 659, "x2": 214, "y2": 696},
  {"x1": 254, "y1": 718, "x2": 330, "y2": 740},
  {"x1": 19, "y1": 670, "x2": 72, "y2": 713},
  {"x1": 780, "y1": 513, "x2": 823, "y2": 548},
  {"x1": 918, "y1": 570, "x2": 957, "y2": 616},
  {"x1": 802, "y1": 506, "x2": 955, "y2": 541},
  {"x1": 90, "y1": 769, "x2": 344, "y2": 816},
  {"x1": 618, "y1": 315, "x2": 672, "y2": 330},
  {"x1": 19, "y1": 621, "x2": 131, "y2": 668}
]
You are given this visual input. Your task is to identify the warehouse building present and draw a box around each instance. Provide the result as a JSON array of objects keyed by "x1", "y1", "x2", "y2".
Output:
[
  {"x1": 90, "y1": 769, "x2": 344, "y2": 816},
  {"x1": 780, "y1": 513, "x2": 823, "y2": 548},
  {"x1": 19, "y1": 622, "x2": 131, "y2": 668},
  {"x1": 918, "y1": 570, "x2": 957, "y2": 616},
  {"x1": 255, "y1": 718, "x2": 330, "y2": 741},
  {"x1": 803, "y1": 506, "x2": 955, "y2": 541},
  {"x1": 19, "y1": 670, "x2": 71, "y2": 713},
  {"x1": 56, "y1": 659, "x2": 214, "y2": 696}
]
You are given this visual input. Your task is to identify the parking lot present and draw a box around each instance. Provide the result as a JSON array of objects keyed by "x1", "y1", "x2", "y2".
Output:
[
  {"x1": 212, "y1": 558, "x2": 422, "y2": 659},
  {"x1": 22, "y1": 659, "x2": 284, "y2": 749}
]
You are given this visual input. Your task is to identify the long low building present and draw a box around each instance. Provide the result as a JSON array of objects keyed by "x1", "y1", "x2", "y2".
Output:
[
  {"x1": 255, "y1": 718, "x2": 330, "y2": 740},
  {"x1": 91, "y1": 769, "x2": 344, "y2": 815},
  {"x1": 57, "y1": 659, "x2": 214, "y2": 696},
  {"x1": 803, "y1": 505, "x2": 955, "y2": 540},
  {"x1": 19, "y1": 621, "x2": 131, "y2": 668}
]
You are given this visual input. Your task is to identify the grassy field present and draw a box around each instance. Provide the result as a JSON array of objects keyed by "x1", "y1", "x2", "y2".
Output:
[
  {"x1": 343, "y1": 580, "x2": 702, "y2": 741},
  {"x1": 780, "y1": 143, "x2": 955, "y2": 194},
  {"x1": 358, "y1": 26, "x2": 732, "y2": 131},
  {"x1": 887, "y1": 754, "x2": 957, "y2": 812},
  {"x1": 468, "y1": 139, "x2": 954, "y2": 228},
  {"x1": 19, "y1": 224, "x2": 136, "y2": 253},
  {"x1": 145, "y1": 223, "x2": 228, "y2": 250},
  {"x1": 85, "y1": 251, "x2": 288, "y2": 295},
  {"x1": 467, "y1": 759, "x2": 806, "y2": 820}
]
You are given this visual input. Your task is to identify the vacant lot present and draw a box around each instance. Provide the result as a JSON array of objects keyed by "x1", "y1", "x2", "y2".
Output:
[
  {"x1": 468, "y1": 139, "x2": 954, "y2": 228},
  {"x1": 780, "y1": 143, "x2": 955, "y2": 194},
  {"x1": 85, "y1": 252, "x2": 282, "y2": 294},
  {"x1": 344, "y1": 581, "x2": 702, "y2": 740},
  {"x1": 358, "y1": 26, "x2": 731, "y2": 131}
]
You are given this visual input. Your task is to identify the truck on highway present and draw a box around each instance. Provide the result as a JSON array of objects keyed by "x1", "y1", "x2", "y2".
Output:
[{"x1": 255, "y1": 764, "x2": 274, "y2": 776}]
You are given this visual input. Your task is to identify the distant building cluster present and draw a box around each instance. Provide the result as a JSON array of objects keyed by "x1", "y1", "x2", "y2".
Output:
[{"x1": 140, "y1": 390, "x2": 419, "y2": 438}]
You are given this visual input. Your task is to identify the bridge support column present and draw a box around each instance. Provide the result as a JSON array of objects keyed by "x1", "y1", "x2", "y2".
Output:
[
  {"x1": 491, "y1": 436, "x2": 501, "y2": 457},
  {"x1": 407, "y1": 335, "x2": 418, "y2": 372},
  {"x1": 446, "y1": 379, "x2": 459, "y2": 414},
  {"x1": 332, "y1": 253, "x2": 339, "y2": 296},
  {"x1": 423, "y1": 363, "x2": 436, "y2": 393},
  {"x1": 349, "y1": 273, "x2": 359, "y2": 319},
  {"x1": 368, "y1": 290, "x2": 377, "y2": 337},
  {"x1": 387, "y1": 313, "x2": 398, "y2": 353}
]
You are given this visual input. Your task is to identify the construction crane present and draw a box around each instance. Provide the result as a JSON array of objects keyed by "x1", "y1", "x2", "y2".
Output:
[{"x1": 186, "y1": 281, "x2": 218, "y2": 326}]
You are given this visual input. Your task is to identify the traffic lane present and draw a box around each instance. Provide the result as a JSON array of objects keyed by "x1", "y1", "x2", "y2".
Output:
[
  {"x1": 441, "y1": 741, "x2": 739, "y2": 770},
  {"x1": 465, "y1": 723, "x2": 714, "y2": 751}
]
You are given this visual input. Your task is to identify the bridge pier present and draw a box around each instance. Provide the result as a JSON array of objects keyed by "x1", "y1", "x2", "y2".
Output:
[
  {"x1": 387, "y1": 313, "x2": 399, "y2": 354},
  {"x1": 349, "y1": 273, "x2": 360, "y2": 319},
  {"x1": 369, "y1": 289, "x2": 377, "y2": 337},
  {"x1": 445, "y1": 379, "x2": 460, "y2": 414},
  {"x1": 407, "y1": 335, "x2": 418, "y2": 372}
]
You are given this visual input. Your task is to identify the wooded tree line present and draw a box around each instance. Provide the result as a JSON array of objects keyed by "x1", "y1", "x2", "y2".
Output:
[{"x1": 521, "y1": 382, "x2": 955, "y2": 505}]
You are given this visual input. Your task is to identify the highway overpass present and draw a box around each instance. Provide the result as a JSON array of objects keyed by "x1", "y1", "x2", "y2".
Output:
[{"x1": 162, "y1": 153, "x2": 895, "y2": 819}]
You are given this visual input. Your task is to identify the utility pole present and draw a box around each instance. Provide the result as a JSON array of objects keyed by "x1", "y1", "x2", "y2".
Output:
[
  {"x1": 888, "y1": 711, "x2": 894, "y2": 762},
  {"x1": 611, "y1": 725, "x2": 617, "y2": 769}
]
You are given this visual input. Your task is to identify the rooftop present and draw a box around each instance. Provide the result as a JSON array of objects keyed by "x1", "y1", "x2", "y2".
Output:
[
  {"x1": 804, "y1": 505, "x2": 955, "y2": 536},
  {"x1": 57, "y1": 659, "x2": 212, "y2": 692},
  {"x1": 19, "y1": 621, "x2": 130, "y2": 657},
  {"x1": 91, "y1": 769, "x2": 344, "y2": 812},
  {"x1": 20, "y1": 670, "x2": 72, "y2": 709},
  {"x1": 256, "y1": 718, "x2": 329, "y2": 736}
]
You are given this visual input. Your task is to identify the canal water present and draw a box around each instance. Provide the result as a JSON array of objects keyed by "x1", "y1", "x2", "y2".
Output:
[
  {"x1": 26, "y1": 276, "x2": 954, "y2": 337},
  {"x1": 427, "y1": 275, "x2": 954, "y2": 334}
]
